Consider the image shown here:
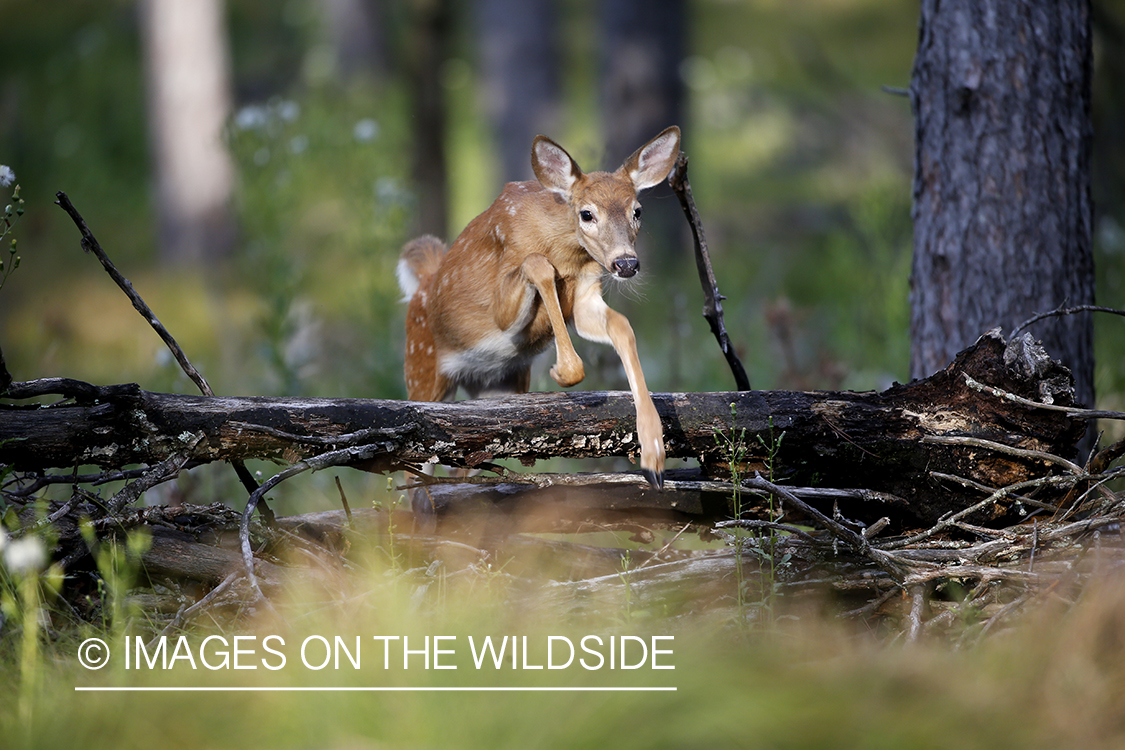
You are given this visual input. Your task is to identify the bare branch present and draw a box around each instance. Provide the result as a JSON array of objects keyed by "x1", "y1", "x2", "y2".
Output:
[
  {"x1": 54, "y1": 192, "x2": 267, "y2": 517},
  {"x1": 667, "y1": 154, "x2": 751, "y2": 391},
  {"x1": 1012, "y1": 303, "x2": 1125, "y2": 338},
  {"x1": 54, "y1": 192, "x2": 213, "y2": 397},
  {"x1": 963, "y1": 373, "x2": 1125, "y2": 421}
]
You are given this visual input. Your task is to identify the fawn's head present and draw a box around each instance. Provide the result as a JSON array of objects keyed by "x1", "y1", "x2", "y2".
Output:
[{"x1": 531, "y1": 126, "x2": 681, "y2": 279}]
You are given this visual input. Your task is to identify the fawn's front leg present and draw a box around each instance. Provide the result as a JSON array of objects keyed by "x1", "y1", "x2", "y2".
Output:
[
  {"x1": 494, "y1": 253, "x2": 585, "y2": 387},
  {"x1": 572, "y1": 277, "x2": 666, "y2": 488}
]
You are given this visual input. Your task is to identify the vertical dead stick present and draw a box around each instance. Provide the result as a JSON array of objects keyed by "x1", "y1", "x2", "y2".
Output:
[
  {"x1": 667, "y1": 154, "x2": 751, "y2": 391},
  {"x1": 0, "y1": 343, "x2": 11, "y2": 393},
  {"x1": 907, "y1": 585, "x2": 927, "y2": 642},
  {"x1": 54, "y1": 192, "x2": 272, "y2": 523}
]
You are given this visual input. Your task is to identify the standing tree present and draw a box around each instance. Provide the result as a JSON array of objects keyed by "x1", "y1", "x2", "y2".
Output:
[
  {"x1": 140, "y1": 0, "x2": 237, "y2": 265},
  {"x1": 316, "y1": 0, "x2": 387, "y2": 81},
  {"x1": 909, "y1": 0, "x2": 1095, "y2": 410},
  {"x1": 599, "y1": 0, "x2": 686, "y2": 270},
  {"x1": 404, "y1": 0, "x2": 453, "y2": 238},
  {"x1": 476, "y1": 0, "x2": 561, "y2": 185}
]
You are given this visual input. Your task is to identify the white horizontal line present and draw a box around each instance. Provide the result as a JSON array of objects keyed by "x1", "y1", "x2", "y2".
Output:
[{"x1": 74, "y1": 686, "x2": 676, "y2": 693}]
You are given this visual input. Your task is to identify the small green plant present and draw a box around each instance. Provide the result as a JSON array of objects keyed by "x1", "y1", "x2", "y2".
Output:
[
  {"x1": 714, "y1": 407, "x2": 791, "y2": 625},
  {"x1": 78, "y1": 520, "x2": 152, "y2": 633},
  {"x1": 713, "y1": 403, "x2": 750, "y2": 620},
  {"x1": 374, "y1": 476, "x2": 406, "y2": 571},
  {"x1": 0, "y1": 171, "x2": 24, "y2": 295},
  {"x1": 0, "y1": 524, "x2": 63, "y2": 724},
  {"x1": 617, "y1": 549, "x2": 634, "y2": 620},
  {"x1": 753, "y1": 418, "x2": 789, "y2": 618}
]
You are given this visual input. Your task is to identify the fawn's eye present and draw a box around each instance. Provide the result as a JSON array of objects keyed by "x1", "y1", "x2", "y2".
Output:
[
  {"x1": 633, "y1": 206, "x2": 643, "y2": 220},
  {"x1": 579, "y1": 209, "x2": 595, "y2": 223}
]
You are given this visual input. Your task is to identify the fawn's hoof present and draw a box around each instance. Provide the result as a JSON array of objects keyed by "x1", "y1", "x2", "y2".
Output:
[{"x1": 640, "y1": 467, "x2": 665, "y2": 489}]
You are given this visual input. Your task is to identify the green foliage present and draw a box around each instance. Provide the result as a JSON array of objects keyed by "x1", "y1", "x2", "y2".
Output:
[
  {"x1": 3, "y1": 548, "x2": 1125, "y2": 749},
  {"x1": 227, "y1": 83, "x2": 413, "y2": 398},
  {"x1": 714, "y1": 405, "x2": 791, "y2": 626},
  {"x1": 712, "y1": 403, "x2": 750, "y2": 618},
  {"x1": 78, "y1": 521, "x2": 151, "y2": 633}
]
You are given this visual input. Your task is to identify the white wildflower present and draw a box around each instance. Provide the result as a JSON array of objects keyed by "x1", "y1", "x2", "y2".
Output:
[
  {"x1": 0, "y1": 165, "x2": 14, "y2": 188},
  {"x1": 234, "y1": 105, "x2": 268, "y2": 131},
  {"x1": 353, "y1": 119, "x2": 379, "y2": 143},
  {"x1": 4, "y1": 535, "x2": 47, "y2": 574}
]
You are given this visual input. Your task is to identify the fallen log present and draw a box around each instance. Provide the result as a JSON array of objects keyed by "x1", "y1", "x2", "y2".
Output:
[{"x1": 0, "y1": 329, "x2": 1087, "y2": 526}]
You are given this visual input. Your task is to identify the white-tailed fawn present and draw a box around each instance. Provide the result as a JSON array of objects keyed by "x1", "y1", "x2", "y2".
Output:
[{"x1": 397, "y1": 126, "x2": 681, "y2": 488}]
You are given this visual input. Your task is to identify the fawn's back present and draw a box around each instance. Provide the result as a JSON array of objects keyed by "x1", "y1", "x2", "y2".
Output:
[{"x1": 397, "y1": 126, "x2": 680, "y2": 486}]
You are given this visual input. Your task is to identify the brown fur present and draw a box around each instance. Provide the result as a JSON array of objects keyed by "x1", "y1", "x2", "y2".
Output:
[{"x1": 397, "y1": 127, "x2": 681, "y2": 486}]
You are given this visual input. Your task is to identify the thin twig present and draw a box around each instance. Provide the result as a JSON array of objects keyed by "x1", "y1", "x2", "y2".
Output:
[
  {"x1": 631, "y1": 523, "x2": 693, "y2": 572},
  {"x1": 55, "y1": 192, "x2": 212, "y2": 396},
  {"x1": 152, "y1": 571, "x2": 240, "y2": 645},
  {"x1": 929, "y1": 471, "x2": 1064, "y2": 513},
  {"x1": 925, "y1": 436, "x2": 1116, "y2": 508},
  {"x1": 920, "y1": 433, "x2": 1085, "y2": 474},
  {"x1": 4, "y1": 467, "x2": 160, "y2": 497},
  {"x1": 742, "y1": 473, "x2": 914, "y2": 582},
  {"x1": 882, "y1": 474, "x2": 1079, "y2": 550},
  {"x1": 54, "y1": 192, "x2": 268, "y2": 519},
  {"x1": 838, "y1": 587, "x2": 900, "y2": 620},
  {"x1": 714, "y1": 518, "x2": 821, "y2": 543},
  {"x1": 240, "y1": 440, "x2": 397, "y2": 595},
  {"x1": 108, "y1": 433, "x2": 205, "y2": 514},
  {"x1": 335, "y1": 476, "x2": 353, "y2": 524},
  {"x1": 976, "y1": 591, "x2": 1034, "y2": 640},
  {"x1": 962, "y1": 373, "x2": 1125, "y2": 421},
  {"x1": 1012, "y1": 303, "x2": 1125, "y2": 337},
  {"x1": 667, "y1": 154, "x2": 751, "y2": 391},
  {"x1": 907, "y1": 585, "x2": 927, "y2": 642}
]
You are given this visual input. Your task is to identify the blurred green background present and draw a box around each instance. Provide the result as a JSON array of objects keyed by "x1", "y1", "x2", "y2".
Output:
[{"x1": 1, "y1": 0, "x2": 1123, "y2": 503}]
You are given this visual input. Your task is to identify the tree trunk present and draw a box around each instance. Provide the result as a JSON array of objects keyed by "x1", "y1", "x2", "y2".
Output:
[
  {"x1": 909, "y1": 0, "x2": 1094, "y2": 409},
  {"x1": 139, "y1": 0, "x2": 237, "y2": 265},
  {"x1": 316, "y1": 0, "x2": 386, "y2": 81},
  {"x1": 599, "y1": 0, "x2": 687, "y2": 270},
  {"x1": 405, "y1": 0, "x2": 453, "y2": 237},
  {"x1": 475, "y1": 0, "x2": 561, "y2": 185}
]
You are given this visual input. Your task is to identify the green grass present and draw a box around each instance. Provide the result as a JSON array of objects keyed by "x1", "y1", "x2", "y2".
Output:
[{"x1": 4, "y1": 548, "x2": 1125, "y2": 750}]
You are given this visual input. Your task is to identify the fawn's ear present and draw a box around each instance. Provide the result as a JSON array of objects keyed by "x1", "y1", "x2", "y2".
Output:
[
  {"x1": 532, "y1": 135, "x2": 583, "y2": 198},
  {"x1": 621, "y1": 126, "x2": 681, "y2": 191}
]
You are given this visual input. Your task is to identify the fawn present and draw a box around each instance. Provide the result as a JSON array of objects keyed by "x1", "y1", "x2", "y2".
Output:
[{"x1": 397, "y1": 126, "x2": 681, "y2": 488}]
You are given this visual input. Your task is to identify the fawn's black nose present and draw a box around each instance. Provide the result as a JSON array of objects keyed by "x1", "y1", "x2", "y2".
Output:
[{"x1": 613, "y1": 256, "x2": 639, "y2": 278}]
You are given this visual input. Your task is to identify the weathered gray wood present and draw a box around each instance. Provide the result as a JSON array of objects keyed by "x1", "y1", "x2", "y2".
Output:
[
  {"x1": 0, "y1": 330, "x2": 1085, "y2": 525},
  {"x1": 142, "y1": 530, "x2": 290, "y2": 590}
]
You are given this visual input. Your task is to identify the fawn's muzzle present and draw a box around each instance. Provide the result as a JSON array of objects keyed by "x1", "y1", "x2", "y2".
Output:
[{"x1": 612, "y1": 256, "x2": 639, "y2": 278}]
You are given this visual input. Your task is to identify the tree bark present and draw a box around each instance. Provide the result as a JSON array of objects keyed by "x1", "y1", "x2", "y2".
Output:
[
  {"x1": 0, "y1": 331, "x2": 1086, "y2": 526},
  {"x1": 909, "y1": 0, "x2": 1094, "y2": 409},
  {"x1": 405, "y1": 0, "x2": 453, "y2": 237}
]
